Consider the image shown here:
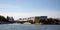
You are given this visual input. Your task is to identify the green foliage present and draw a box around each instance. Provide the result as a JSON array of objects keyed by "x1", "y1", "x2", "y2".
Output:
[
  {"x1": 39, "y1": 18, "x2": 60, "y2": 24},
  {"x1": 34, "y1": 17, "x2": 40, "y2": 24},
  {"x1": 0, "y1": 15, "x2": 9, "y2": 22}
]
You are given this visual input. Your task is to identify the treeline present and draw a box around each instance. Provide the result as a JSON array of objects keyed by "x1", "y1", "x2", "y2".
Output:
[
  {"x1": 0, "y1": 15, "x2": 14, "y2": 24},
  {"x1": 0, "y1": 15, "x2": 60, "y2": 25},
  {"x1": 34, "y1": 18, "x2": 60, "y2": 25},
  {"x1": 40, "y1": 18, "x2": 60, "y2": 25}
]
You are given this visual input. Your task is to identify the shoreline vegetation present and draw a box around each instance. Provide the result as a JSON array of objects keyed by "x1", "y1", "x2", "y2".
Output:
[{"x1": 0, "y1": 15, "x2": 60, "y2": 25}]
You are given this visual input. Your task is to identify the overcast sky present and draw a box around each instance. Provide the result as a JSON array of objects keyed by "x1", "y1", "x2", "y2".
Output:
[{"x1": 0, "y1": 0, "x2": 60, "y2": 20}]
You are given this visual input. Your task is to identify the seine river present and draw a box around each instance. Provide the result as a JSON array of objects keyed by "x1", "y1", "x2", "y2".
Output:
[{"x1": 0, "y1": 24, "x2": 60, "y2": 30}]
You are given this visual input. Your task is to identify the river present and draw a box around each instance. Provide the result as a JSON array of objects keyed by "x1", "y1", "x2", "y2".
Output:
[{"x1": 0, "y1": 24, "x2": 60, "y2": 30}]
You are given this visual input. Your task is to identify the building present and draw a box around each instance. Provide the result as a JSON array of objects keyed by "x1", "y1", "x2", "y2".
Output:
[
  {"x1": 28, "y1": 17, "x2": 35, "y2": 22},
  {"x1": 34, "y1": 16, "x2": 47, "y2": 24},
  {"x1": 35, "y1": 16, "x2": 47, "y2": 19},
  {"x1": 7, "y1": 16, "x2": 14, "y2": 22}
]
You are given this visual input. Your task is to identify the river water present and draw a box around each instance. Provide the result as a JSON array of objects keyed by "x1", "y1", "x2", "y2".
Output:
[{"x1": 0, "y1": 24, "x2": 60, "y2": 30}]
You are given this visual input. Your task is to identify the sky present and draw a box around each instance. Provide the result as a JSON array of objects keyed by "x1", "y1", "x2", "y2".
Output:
[{"x1": 0, "y1": 0, "x2": 60, "y2": 20}]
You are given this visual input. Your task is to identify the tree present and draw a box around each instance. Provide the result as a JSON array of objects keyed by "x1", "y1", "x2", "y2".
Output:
[
  {"x1": 47, "y1": 18, "x2": 54, "y2": 24},
  {"x1": 0, "y1": 15, "x2": 6, "y2": 21},
  {"x1": 6, "y1": 16, "x2": 14, "y2": 23},
  {"x1": 34, "y1": 17, "x2": 40, "y2": 24},
  {"x1": 39, "y1": 18, "x2": 48, "y2": 24},
  {"x1": 6, "y1": 16, "x2": 10, "y2": 21}
]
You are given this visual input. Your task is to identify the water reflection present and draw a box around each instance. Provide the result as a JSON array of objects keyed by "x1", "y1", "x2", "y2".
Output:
[{"x1": 0, "y1": 24, "x2": 60, "y2": 30}]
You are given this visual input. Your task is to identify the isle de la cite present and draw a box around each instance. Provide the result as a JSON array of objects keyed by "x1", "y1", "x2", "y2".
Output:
[{"x1": 0, "y1": 15, "x2": 60, "y2": 25}]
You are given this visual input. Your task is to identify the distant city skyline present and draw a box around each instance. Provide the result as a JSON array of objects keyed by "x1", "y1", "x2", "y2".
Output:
[{"x1": 0, "y1": 0, "x2": 60, "y2": 20}]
